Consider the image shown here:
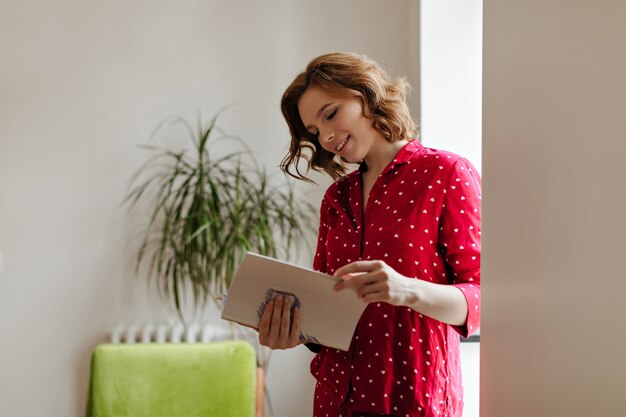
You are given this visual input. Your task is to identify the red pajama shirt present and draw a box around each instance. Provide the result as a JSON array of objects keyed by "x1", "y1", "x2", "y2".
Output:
[{"x1": 311, "y1": 140, "x2": 481, "y2": 417}]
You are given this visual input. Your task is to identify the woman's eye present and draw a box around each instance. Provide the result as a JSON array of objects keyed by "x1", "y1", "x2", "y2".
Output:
[{"x1": 325, "y1": 108, "x2": 337, "y2": 121}]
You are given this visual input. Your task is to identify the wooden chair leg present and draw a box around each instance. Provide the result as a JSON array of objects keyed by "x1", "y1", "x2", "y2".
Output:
[{"x1": 256, "y1": 368, "x2": 265, "y2": 417}]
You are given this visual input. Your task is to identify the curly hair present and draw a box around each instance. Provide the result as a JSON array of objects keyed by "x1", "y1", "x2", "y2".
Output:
[{"x1": 280, "y1": 52, "x2": 418, "y2": 182}]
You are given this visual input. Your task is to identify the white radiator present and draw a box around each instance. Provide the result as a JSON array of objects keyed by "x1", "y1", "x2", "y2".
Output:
[
  {"x1": 110, "y1": 323, "x2": 238, "y2": 344},
  {"x1": 110, "y1": 321, "x2": 271, "y2": 371}
]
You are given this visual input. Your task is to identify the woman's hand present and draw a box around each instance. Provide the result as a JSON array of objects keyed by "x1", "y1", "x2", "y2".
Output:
[
  {"x1": 333, "y1": 260, "x2": 470, "y2": 326},
  {"x1": 258, "y1": 295, "x2": 303, "y2": 350},
  {"x1": 332, "y1": 260, "x2": 417, "y2": 306}
]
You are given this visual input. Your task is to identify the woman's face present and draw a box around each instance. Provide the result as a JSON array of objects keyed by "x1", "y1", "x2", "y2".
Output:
[{"x1": 297, "y1": 86, "x2": 381, "y2": 164}]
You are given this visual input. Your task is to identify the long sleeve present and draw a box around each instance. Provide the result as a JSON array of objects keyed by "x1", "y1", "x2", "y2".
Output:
[
  {"x1": 439, "y1": 158, "x2": 482, "y2": 338},
  {"x1": 313, "y1": 196, "x2": 330, "y2": 273}
]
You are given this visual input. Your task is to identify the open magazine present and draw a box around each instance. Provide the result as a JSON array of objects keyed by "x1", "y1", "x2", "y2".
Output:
[{"x1": 221, "y1": 252, "x2": 367, "y2": 351}]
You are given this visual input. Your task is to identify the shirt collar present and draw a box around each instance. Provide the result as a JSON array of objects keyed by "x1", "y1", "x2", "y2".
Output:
[{"x1": 357, "y1": 139, "x2": 423, "y2": 173}]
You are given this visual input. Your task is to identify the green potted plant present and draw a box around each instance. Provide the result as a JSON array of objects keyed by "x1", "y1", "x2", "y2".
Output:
[
  {"x1": 124, "y1": 111, "x2": 316, "y2": 322},
  {"x1": 123, "y1": 111, "x2": 314, "y2": 417}
]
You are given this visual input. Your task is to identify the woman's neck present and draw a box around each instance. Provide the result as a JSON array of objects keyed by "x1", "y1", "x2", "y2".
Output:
[{"x1": 363, "y1": 138, "x2": 409, "y2": 177}]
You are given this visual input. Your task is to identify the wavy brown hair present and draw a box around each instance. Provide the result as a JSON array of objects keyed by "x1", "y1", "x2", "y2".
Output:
[{"x1": 280, "y1": 52, "x2": 418, "y2": 182}]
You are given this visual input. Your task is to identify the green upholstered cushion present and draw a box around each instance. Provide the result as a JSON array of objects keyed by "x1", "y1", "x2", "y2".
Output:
[{"x1": 87, "y1": 341, "x2": 256, "y2": 417}]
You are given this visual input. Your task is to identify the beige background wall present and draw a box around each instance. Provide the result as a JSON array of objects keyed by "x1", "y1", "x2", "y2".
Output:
[
  {"x1": 0, "y1": 1, "x2": 422, "y2": 416},
  {"x1": 482, "y1": 0, "x2": 626, "y2": 415}
]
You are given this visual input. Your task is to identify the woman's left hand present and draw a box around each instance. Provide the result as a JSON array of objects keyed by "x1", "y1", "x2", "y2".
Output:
[{"x1": 332, "y1": 260, "x2": 417, "y2": 306}]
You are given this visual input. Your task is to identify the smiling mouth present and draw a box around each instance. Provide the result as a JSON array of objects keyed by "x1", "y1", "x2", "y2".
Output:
[{"x1": 336, "y1": 135, "x2": 350, "y2": 153}]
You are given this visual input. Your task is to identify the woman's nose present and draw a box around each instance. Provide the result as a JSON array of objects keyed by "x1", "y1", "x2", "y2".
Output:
[{"x1": 319, "y1": 129, "x2": 334, "y2": 144}]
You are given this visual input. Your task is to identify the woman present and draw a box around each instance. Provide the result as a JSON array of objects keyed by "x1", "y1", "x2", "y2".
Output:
[{"x1": 258, "y1": 52, "x2": 481, "y2": 417}]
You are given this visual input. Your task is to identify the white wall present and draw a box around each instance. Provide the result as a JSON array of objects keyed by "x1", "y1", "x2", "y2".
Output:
[
  {"x1": 0, "y1": 1, "x2": 417, "y2": 416},
  {"x1": 421, "y1": 2, "x2": 483, "y2": 417},
  {"x1": 482, "y1": 0, "x2": 626, "y2": 416},
  {"x1": 421, "y1": 0, "x2": 482, "y2": 171}
]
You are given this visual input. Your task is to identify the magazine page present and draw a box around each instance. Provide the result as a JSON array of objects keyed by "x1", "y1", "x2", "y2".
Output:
[{"x1": 221, "y1": 252, "x2": 366, "y2": 351}]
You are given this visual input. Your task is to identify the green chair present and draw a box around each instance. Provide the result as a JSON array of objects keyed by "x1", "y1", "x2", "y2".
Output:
[{"x1": 86, "y1": 341, "x2": 258, "y2": 417}]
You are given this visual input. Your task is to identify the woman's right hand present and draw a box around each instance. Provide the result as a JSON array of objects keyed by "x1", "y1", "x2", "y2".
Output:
[{"x1": 258, "y1": 295, "x2": 302, "y2": 350}]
